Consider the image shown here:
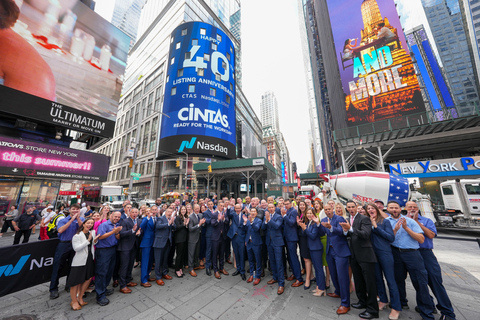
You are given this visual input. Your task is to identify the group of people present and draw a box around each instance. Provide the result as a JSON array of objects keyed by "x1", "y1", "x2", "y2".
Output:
[{"x1": 42, "y1": 195, "x2": 454, "y2": 320}]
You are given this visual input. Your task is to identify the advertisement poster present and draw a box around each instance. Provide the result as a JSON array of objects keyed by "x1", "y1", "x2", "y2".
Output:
[
  {"x1": 158, "y1": 21, "x2": 236, "y2": 159},
  {"x1": 0, "y1": 135, "x2": 110, "y2": 181},
  {"x1": 0, "y1": 0, "x2": 130, "y2": 137},
  {"x1": 327, "y1": 0, "x2": 426, "y2": 126}
]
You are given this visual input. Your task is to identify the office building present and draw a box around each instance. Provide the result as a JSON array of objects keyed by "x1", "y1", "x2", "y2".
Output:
[
  {"x1": 96, "y1": 0, "x2": 263, "y2": 199},
  {"x1": 110, "y1": 0, "x2": 145, "y2": 46},
  {"x1": 260, "y1": 91, "x2": 280, "y2": 134},
  {"x1": 422, "y1": 0, "x2": 480, "y2": 116},
  {"x1": 263, "y1": 126, "x2": 282, "y2": 174}
]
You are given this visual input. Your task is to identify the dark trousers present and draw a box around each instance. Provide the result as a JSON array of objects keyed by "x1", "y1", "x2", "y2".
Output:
[
  {"x1": 95, "y1": 247, "x2": 116, "y2": 301},
  {"x1": 118, "y1": 247, "x2": 136, "y2": 289},
  {"x1": 205, "y1": 235, "x2": 212, "y2": 269},
  {"x1": 154, "y1": 242, "x2": 171, "y2": 279},
  {"x1": 49, "y1": 241, "x2": 74, "y2": 291},
  {"x1": 392, "y1": 248, "x2": 435, "y2": 320},
  {"x1": 267, "y1": 244, "x2": 285, "y2": 287},
  {"x1": 113, "y1": 251, "x2": 121, "y2": 281},
  {"x1": 326, "y1": 250, "x2": 350, "y2": 307},
  {"x1": 247, "y1": 244, "x2": 262, "y2": 278},
  {"x1": 375, "y1": 249, "x2": 402, "y2": 311},
  {"x1": 261, "y1": 235, "x2": 268, "y2": 269},
  {"x1": 224, "y1": 237, "x2": 231, "y2": 260},
  {"x1": 1, "y1": 220, "x2": 14, "y2": 233},
  {"x1": 310, "y1": 249, "x2": 326, "y2": 290},
  {"x1": 286, "y1": 241, "x2": 303, "y2": 282},
  {"x1": 350, "y1": 258, "x2": 379, "y2": 314},
  {"x1": 140, "y1": 247, "x2": 154, "y2": 283},
  {"x1": 175, "y1": 241, "x2": 187, "y2": 271},
  {"x1": 168, "y1": 242, "x2": 176, "y2": 267},
  {"x1": 13, "y1": 229, "x2": 32, "y2": 244},
  {"x1": 135, "y1": 240, "x2": 142, "y2": 263},
  {"x1": 199, "y1": 227, "x2": 206, "y2": 260},
  {"x1": 420, "y1": 249, "x2": 456, "y2": 319},
  {"x1": 232, "y1": 235, "x2": 245, "y2": 274},
  {"x1": 188, "y1": 240, "x2": 201, "y2": 268},
  {"x1": 212, "y1": 239, "x2": 226, "y2": 272}
]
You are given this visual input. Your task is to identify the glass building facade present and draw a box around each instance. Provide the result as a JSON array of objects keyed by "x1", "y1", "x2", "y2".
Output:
[{"x1": 111, "y1": 0, "x2": 146, "y2": 47}]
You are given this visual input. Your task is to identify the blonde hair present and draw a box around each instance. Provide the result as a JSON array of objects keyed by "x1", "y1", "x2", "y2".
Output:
[{"x1": 335, "y1": 203, "x2": 348, "y2": 219}]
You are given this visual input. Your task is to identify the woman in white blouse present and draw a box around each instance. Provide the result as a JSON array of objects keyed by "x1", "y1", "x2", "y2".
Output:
[{"x1": 67, "y1": 218, "x2": 99, "y2": 310}]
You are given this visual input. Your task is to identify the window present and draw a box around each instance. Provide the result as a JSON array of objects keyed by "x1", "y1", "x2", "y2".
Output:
[
  {"x1": 215, "y1": 73, "x2": 221, "y2": 81},
  {"x1": 192, "y1": 39, "x2": 198, "y2": 45},
  {"x1": 181, "y1": 28, "x2": 187, "y2": 36},
  {"x1": 133, "y1": 103, "x2": 139, "y2": 125},
  {"x1": 197, "y1": 68, "x2": 204, "y2": 76},
  {"x1": 210, "y1": 88, "x2": 216, "y2": 96},
  {"x1": 185, "y1": 52, "x2": 191, "y2": 59},
  {"x1": 216, "y1": 34, "x2": 222, "y2": 42},
  {"x1": 176, "y1": 42, "x2": 181, "y2": 49},
  {"x1": 200, "y1": 28, "x2": 206, "y2": 35},
  {"x1": 147, "y1": 93, "x2": 154, "y2": 116},
  {"x1": 226, "y1": 95, "x2": 230, "y2": 104},
  {"x1": 171, "y1": 57, "x2": 175, "y2": 65},
  {"x1": 154, "y1": 86, "x2": 162, "y2": 111},
  {"x1": 116, "y1": 169, "x2": 120, "y2": 180},
  {"x1": 171, "y1": 87, "x2": 177, "y2": 95},
  {"x1": 144, "y1": 65, "x2": 164, "y2": 93},
  {"x1": 212, "y1": 43, "x2": 217, "y2": 50},
  {"x1": 226, "y1": 52, "x2": 230, "y2": 60},
  {"x1": 465, "y1": 184, "x2": 480, "y2": 195},
  {"x1": 142, "y1": 122, "x2": 150, "y2": 154},
  {"x1": 178, "y1": 69, "x2": 183, "y2": 77},
  {"x1": 188, "y1": 84, "x2": 195, "y2": 93},
  {"x1": 132, "y1": 84, "x2": 143, "y2": 103},
  {"x1": 121, "y1": 167, "x2": 126, "y2": 180},
  {"x1": 204, "y1": 54, "x2": 210, "y2": 62},
  {"x1": 125, "y1": 110, "x2": 131, "y2": 128},
  {"x1": 139, "y1": 163, "x2": 144, "y2": 175},
  {"x1": 150, "y1": 117, "x2": 158, "y2": 153}
]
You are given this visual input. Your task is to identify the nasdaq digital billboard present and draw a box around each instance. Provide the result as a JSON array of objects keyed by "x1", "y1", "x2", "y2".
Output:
[
  {"x1": 158, "y1": 21, "x2": 236, "y2": 159},
  {"x1": 0, "y1": 0, "x2": 130, "y2": 137},
  {"x1": 327, "y1": 0, "x2": 426, "y2": 126}
]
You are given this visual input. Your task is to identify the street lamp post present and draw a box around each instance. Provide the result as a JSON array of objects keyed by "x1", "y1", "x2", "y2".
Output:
[{"x1": 181, "y1": 151, "x2": 188, "y2": 194}]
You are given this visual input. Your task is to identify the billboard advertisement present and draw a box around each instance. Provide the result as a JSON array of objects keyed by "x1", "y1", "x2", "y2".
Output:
[
  {"x1": 158, "y1": 21, "x2": 236, "y2": 159},
  {"x1": 327, "y1": 0, "x2": 426, "y2": 126},
  {"x1": 0, "y1": 0, "x2": 130, "y2": 137},
  {"x1": 0, "y1": 135, "x2": 110, "y2": 181}
]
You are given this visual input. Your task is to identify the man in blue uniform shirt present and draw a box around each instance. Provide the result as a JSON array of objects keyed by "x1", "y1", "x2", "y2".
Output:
[
  {"x1": 386, "y1": 201, "x2": 435, "y2": 320},
  {"x1": 406, "y1": 201, "x2": 456, "y2": 320}
]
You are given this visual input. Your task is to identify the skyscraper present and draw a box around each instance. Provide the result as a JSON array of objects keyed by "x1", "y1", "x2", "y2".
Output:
[
  {"x1": 422, "y1": 0, "x2": 480, "y2": 116},
  {"x1": 260, "y1": 91, "x2": 280, "y2": 133},
  {"x1": 111, "y1": 0, "x2": 145, "y2": 46}
]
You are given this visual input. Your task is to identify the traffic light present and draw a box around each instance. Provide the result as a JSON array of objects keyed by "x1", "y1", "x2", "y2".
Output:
[
  {"x1": 176, "y1": 159, "x2": 180, "y2": 167},
  {"x1": 208, "y1": 165, "x2": 212, "y2": 173}
]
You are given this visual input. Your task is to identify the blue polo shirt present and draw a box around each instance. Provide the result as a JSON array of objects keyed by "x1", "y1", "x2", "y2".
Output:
[
  {"x1": 57, "y1": 216, "x2": 84, "y2": 241},
  {"x1": 96, "y1": 220, "x2": 119, "y2": 248},
  {"x1": 386, "y1": 214, "x2": 424, "y2": 249},
  {"x1": 417, "y1": 215, "x2": 437, "y2": 250}
]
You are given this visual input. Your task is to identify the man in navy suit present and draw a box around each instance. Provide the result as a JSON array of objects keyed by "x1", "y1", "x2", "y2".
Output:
[
  {"x1": 203, "y1": 201, "x2": 215, "y2": 276},
  {"x1": 282, "y1": 199, "x2": 304, "y2": 287},
  {"x1": 153, "y1": 208, "x2": 176, "y2": 286},
  {"x1": 245, "y1": 207, "x2": 263, "y2": 285},
  {"x1": 227, "y1": 203, "x2": 247, "y2": 280},
  {"x1": 321, "y1": 204, "x2": 351, "y2": 315},
  {"x1": 139, "y1": 206, "x2": 157, "y2": 287},
  {"x1": 117, "y1": 208, "x2": 141, "y2": 293},
  {"x1": 211, "y1": 202, "x2": 229, "y2": 279},
  {"x1": 263, "y1": 203, "x2": 286, "y2": 295}
]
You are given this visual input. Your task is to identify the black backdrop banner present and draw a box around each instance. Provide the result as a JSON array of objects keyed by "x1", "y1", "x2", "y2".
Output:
[{"x1": 0, "y1": 239, "x2": 67, "y2": 298}]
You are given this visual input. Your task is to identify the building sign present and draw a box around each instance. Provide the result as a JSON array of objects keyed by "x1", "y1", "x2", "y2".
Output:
[
  {"x1": 281, "y1": 161, "x2": 286, "y2": 184},
  {"x1": 0, "y1": 136, "x2": 110, "y2": 181},
  {"x1": 158, "y1": 22, "x2": 236, "y2": 159},
  {"x1": 327, "y1": 0, "x2": 426, "y2": 126},
  {"x1": 390, "y1": 156, "x2": 480, "y2": 177},
  {"x1": 0, "y1": 1, "x2": 130, "y2": 137}
]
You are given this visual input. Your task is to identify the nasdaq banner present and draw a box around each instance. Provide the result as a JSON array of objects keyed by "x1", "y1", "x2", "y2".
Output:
[
  {"x1": 158, "y1": 22, "x2": 236, "y2": 159},
  {"x1": 327, "y1": 0, "x2": 426, "y2": 126}
]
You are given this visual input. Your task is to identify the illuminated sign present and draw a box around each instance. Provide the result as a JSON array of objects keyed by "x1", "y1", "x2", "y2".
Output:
[
  {"x1": 158, "y1": 22, "x2": 236, "y2": 159},
  {"x1": 0, "y1": 1, "x2": 129, "y2": 137},
  {"x1": 327, "y1": 0, "x2": 426, "y2": 126},
  {"x1": 390, "y1": 156, "x2": 480, "y2": 178},
  {"x1": 281, "y1": 162, "x2": 286, "y2": 184},
  {"x1": 0, "y1": 136, "x2": 109, "y2": 181}
]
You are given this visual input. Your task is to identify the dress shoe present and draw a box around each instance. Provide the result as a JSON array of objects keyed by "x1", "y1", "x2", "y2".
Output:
[
  {"x1": 327, "y1": 293, "x2": 341, "y2": 298},
  {"x1": 190, "y1": 270, "x2": 197, "y2": 277},
  {"x1": 220, "y1": 269, "x2": 229, "y2": 275},
  {"x1": 70, "y1": 301, "x2": 82, "y2": 311},
  {"x1": 247, "y1": 275, "x2": 254, "y2": 283},
  {"x1": 148, "y1": 277, "x2": 156, "y2": 282},
  {"x1": 267, "y1": 279, "x2": 278, "y2": 285},
  {"x1": 215, "y1": 271, "x2": 221, "y2": 279},
  {"x1": 156, "y1": 279, "x2": 165, "y2": 286},
  {"x1": 194, "y1": 266, "x2": 205, "y2": 270},
  {"x1": 304, "y1": 284, "x2": 311, "y2": 290},
  {"x1": 106, "y1": 288, "x2": 114, "y2": 296},
  {"x1": 351, "y1": 302, "x2": 367, "y2": 309},
  {"x1": 79, "y1": 301, "x2": 88, "y2": 306},
  {"x1": 439, "y1": 315, "x2": 455, "y2": 320},
  {"x1": 226, "y1": 259, "x2": 232, "y2": 264},
  {"x1": 358, "y1": 311, "x2": 379, "y2": 319},
  {"x1": 141, "y1": 282, "x2": 152, "y2": 287},
  {"x1": 415, "y1": 306, "x2": 438, "y2": 314},
  {"x1": 97, "y1": 298, "x2": 109, "y2": 306},
  {"x1": 127, "y1": 282, "x2": 137, "y2": 287},
  {"x1": 291, "y1": 280, "x2": 304, "y2": 287},
  {"x1": 232, "y1": 270, "x2": 240, "y2": 276},
  {"x1": 206, "y1": 269, "x2": 212, "y2": 276},
  {"x1": 176, "y1": 273, "x2": 184, "y2": 278},
  {"x1": 162, "y1": 274, "x2": 173, "y2": 280},
  {"x1": 241, "y1": 274, "x2": 246, "y2": 281},
  {"x1": 277, "y1": 286, "x2": 284, "y2": 295},
  {"x1": 253, "y1": 278, "x2": 261, "y2": 286},
  {"x1": 313, "y1": 290, "x2": 326, "y2": 297},
  {"x1": 112, "y1": 280, "x2": 119, "y2": 287},
  {"x1": 119, "y1": 287, "x2": 132, "y2": 294},
  {"x1": 336, "y1": 306, "x2": 350, "y2": 315},
  {"x1": 286, "y1": 274, "x2": 295, "y2": 281},
  {"x1": 261, "y1": 271, "x2": 265, "y2": 278},
  {"x1": 49, "y1": 289, "x2": 59, "y2": 299},
  {"x1": 301, "y1": 269, "x2": 305, "y2": 275}
]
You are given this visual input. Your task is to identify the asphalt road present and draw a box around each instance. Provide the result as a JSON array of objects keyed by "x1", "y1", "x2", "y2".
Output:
[{"x1": 1, "y1": 229, "x2": 479, "y2": 320}]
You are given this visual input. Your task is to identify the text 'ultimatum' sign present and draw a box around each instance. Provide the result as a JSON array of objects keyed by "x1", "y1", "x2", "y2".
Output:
[{"x1": 158, "y1": 22, "x2": 236, "y2": 159}]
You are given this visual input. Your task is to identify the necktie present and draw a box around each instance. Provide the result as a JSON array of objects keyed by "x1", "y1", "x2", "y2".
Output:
[
  {"x1": 239, "y1": 212, "x2": 242, "y2": 224},
  {"x1": 351, "y1": 215, "x2": 354, "y2": 226}
]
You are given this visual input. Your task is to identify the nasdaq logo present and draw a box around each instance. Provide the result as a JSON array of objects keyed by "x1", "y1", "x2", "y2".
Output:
[
  {"x1": 178, "y1": 137, "x2": 197, "y2": 152},
  {"x1": 0, "y1": 255, "x2": 30, "y2": 277}
]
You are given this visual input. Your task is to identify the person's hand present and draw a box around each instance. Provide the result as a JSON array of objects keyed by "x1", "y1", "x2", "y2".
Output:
[
  {"x1": 371, "y1": 217, "x2": 377, "y2": 228},
  {"x1": 94, "y1": 234, "x2": 101, "y2": 242},
  {"x1": 40, "y1": 222, "x2": 45, "y2": 228},
  {"x1": 394, "y1": 219, "x2": 402, "y2": 232},
  {"x1": 136, "y1": 228, "x2": 141, "y2": 236},
  {"x1": 265, "y1": 211, "x2": 270, "y2": 222},
  {"x1": 133, "y1": 223, "x2": 138, "y2": 231},
  {"x1": 401, "y1": 217, "x2": 407, "y2": 229},
  {"x1": 114, "y1": 226, "x2": 123, "y2": 233},
  {"x1": 14, "y1": 226, "x2": 20, "y2": 231},
  {"x1": 218, "y1": 213, "x2": 224, "y2": 221},
  {"x1": 243, "y1": 215, "x2": 248, "y2": 223},
  {"x1": 321, "y1": 218, "x2": 331, "y2": 229},
  {"x1": 88, "y1": 232, "x2": 93, "y2": 242},
  {"x1": 29, "y1": 224, "x2": 36, "y2": 229},
  {"x1": 169, "y1": 216, "x2": 175, "y2": 225},
  {"x1": 339, "y1": 221, "x2": 351, "y2": 231},
  {"x1": 300, "y1": 222, "x2": 306, "y2": 231},
  {"x1": 312, "y1": 215, "x2": 320, "y2": 224},
  {"x1": 322, "y1": 190, "x2": 327, "y2": 195},
  {"x1": 281, "y1": 207, "x2": 286, "y2": 216},
  {"x1": 199, "y1": 218, "x2": 205, "y2": 226}
]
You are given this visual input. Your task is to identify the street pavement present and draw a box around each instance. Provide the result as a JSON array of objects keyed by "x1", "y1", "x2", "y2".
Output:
[{"x1": 1, "y1": 229, "x2": 479, "y2": 320}]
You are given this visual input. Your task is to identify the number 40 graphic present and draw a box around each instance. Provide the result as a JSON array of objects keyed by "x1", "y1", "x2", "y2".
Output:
[{"x1": 183, "y1": 45, "x2": 230, "y2": 82}]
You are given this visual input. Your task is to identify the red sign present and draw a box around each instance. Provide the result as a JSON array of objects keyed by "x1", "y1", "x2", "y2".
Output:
[{"x1": 59, "y1": 191, "x2": 77, "y2": 195}]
